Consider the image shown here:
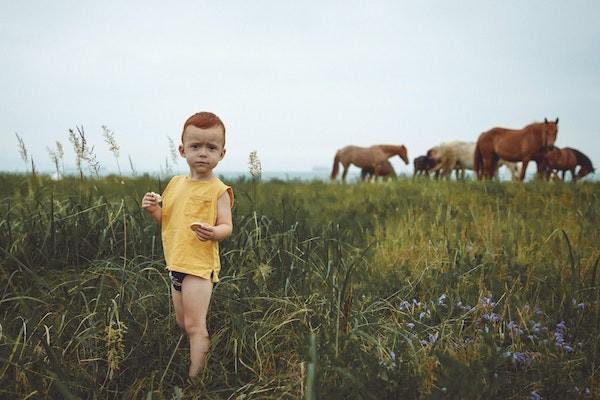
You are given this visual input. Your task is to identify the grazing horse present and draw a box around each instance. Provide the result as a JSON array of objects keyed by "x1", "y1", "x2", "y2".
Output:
[
  {"x1": 474, "y1": 118, "x2": 559, "y2": 180},
  {"x1": 543, "y1": 147, "x2": 595, "y2": 181},
  {"x1": 428, "y1": 141, "x2": 521, "y2": 180},
  {"x1": 361, "y1": 160, "x2": 396, "y2": 181},
  {"x1": 331, "y1": 144, "x2": 409, "y2": 181},
  {"x1": 413, "y1": 155, "x2": 437, "y2": 178}
]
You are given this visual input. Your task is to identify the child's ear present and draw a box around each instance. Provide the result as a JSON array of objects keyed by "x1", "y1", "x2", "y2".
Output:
[
  {"x1": 220, "y1": 148, "x2": 226, "y2": 160},
  {"x1": 178, "y1": 144, "x2": 185, "y2": 157}
]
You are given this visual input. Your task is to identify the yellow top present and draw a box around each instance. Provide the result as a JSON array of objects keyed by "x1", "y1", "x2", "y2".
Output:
[{"x1": 161, "y1": 175, "x2": 234, "y2": 282}]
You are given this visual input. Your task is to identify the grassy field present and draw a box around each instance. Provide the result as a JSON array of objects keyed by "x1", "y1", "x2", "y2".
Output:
[{"x1": 0, "y1": 173, "x2": 599, "y2": 399}]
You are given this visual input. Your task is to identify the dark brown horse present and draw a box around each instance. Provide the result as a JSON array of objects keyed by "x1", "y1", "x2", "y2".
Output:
[
  {"x1": 474, "y1": 118, "x2": 559, "y2": 180},
  {"x1": 413, "y1": 155, "x2": 437, "y2": 178},
  {"x1": 331, "y1": 144, "x2": 409, "y2": 181},
  {"x1": 361, "y1": 159, "x2": 396, "y2": 181},
  {"x1": 543, "y1": 147, "x2": 595, "y2": 181}
]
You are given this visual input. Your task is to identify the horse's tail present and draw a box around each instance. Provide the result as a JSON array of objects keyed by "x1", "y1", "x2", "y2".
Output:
[
  {"x1": 331, "y1": 151, "x2": 340, "y2": 180},
  {"x1": 474, "y1": 139, "x2": 483, "y2": 180}
]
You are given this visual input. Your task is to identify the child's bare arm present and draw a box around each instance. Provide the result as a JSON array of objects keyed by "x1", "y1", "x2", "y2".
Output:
[
  {"x1": 191, "y1": 192, "x2": 233, "y2": 241},
  {"x1": 141, "y1": 192, "x2": 162, "y2": 224}
]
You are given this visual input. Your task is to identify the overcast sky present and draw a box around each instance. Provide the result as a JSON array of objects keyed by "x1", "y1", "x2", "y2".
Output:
[{"x1": 1, "y1": 1, "x2": 599, "y2": 176}]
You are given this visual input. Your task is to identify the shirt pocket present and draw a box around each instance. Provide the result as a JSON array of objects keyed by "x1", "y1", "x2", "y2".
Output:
[{"x1": 184, "y1": 195, "x2": 212, "y2": 222}]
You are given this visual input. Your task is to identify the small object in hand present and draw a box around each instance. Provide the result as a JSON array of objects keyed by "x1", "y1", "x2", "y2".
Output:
[
  {"x1": 150, "y1": 192, "x2": 162, "y2": 202},
  {"x1": 190, "y1": 222, "x2": 205, "y2": 231}
]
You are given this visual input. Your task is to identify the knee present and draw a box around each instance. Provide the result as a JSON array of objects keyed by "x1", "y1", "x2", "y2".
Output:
[{"x1": 184, "y1": 319, "x2": 208, "y2": 337}]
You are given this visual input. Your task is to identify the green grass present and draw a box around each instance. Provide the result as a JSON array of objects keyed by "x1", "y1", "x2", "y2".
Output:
[{"x1": 0, "y1": 173, "x2": 599, "y2": 399}]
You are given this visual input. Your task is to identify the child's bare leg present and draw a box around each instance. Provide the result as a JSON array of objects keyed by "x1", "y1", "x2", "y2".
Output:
[
  {"x1": 181, "y1": 275, "x2": 213, "y2": 378},
  {"x1": 171, "y1": 288, "x2": 185, "y2": 330}
]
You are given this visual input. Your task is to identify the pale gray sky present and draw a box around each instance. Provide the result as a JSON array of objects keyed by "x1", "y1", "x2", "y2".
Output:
[{"x1": 1, "y1": 0, "x2": 599, "y2": 176}]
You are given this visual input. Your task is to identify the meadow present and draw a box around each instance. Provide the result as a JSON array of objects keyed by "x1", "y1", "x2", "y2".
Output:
[{"x1": 0, "y1": 173, "x2": 599, "y2": 399}]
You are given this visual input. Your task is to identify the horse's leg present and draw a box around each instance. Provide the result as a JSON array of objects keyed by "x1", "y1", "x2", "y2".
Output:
[
  {"x1": 561, "y1": 170, "x2": 566, "y2": 181},
  {"x1": 519, "y1": 159, "x2": 529, "y2": 181},
  {"x1": 341, "y1": 163, "x2": 349, "y2": 181}
]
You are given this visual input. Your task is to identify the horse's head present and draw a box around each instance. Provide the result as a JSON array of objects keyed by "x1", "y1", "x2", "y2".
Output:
[
  {"x1": 576, "y1": 166, "x2": 595, "y2": 180},
  {"x1": 396, "y1": 145, "x2": 409, "y2": 165},
  {"x1": 542, "y1": 117, "x2": 559, "y2": 148}
]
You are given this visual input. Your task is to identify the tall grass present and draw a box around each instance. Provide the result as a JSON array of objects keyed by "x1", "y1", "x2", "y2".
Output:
[{"x1": 0, "y1": 173, "x2": 598, "y2": 398}]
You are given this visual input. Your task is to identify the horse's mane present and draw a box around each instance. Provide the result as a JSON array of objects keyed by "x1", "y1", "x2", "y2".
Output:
[
  {"x1": 566, "y1": 148, "x2": 593, "y2": 168},
  {"x1": 524, "y1": 121, "x2": 544, "y2": 130}
]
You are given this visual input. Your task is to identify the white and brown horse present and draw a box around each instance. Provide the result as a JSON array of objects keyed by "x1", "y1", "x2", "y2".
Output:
[{"x1": 428, "y1": 141, "x2": 520, "y2": 180}]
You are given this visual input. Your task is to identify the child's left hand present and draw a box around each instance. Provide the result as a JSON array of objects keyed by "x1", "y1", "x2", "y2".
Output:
[{"x1": 190, "y1": 222, "x2": 215, "y2": 241}]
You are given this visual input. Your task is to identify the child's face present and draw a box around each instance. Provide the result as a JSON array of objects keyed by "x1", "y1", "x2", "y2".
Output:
[{"x1": 179, "y1": 125, "x2": 226, "y2": 178}]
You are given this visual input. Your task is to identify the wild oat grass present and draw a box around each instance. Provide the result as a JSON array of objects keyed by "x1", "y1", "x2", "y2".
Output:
[{"x1": 0, "y1": 173, "x2": 598, "y2": 399}]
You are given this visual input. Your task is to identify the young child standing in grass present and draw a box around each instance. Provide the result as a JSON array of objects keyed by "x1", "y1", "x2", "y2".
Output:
[{"x1": 142, "y1": 111, "x2": 234, "y2": 380}]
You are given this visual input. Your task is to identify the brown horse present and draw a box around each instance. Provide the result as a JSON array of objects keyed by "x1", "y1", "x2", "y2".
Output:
[
  {"x1": 331, "y1": 144, "x2": 408, "y2": 181},
  {"x1": 474, "y1": 118, "x2": 559, "y2": 180},
  {"x1": 361, "y1": 159, "x2": 396, "y2": 181},
  {"x1": 543, "y1": 147, "x2": 595, "y2": 181},
  {"x1": 413, "y1": 155, "x2": 437, "y2": 178}
]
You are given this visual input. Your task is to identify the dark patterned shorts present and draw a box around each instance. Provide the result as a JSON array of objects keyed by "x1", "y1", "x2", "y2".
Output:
[{"x1": 169, "y1": 271, "x2": 187, "y2": 292}]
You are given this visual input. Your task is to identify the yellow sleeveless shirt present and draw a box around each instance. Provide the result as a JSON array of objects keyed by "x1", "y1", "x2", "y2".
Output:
[{"x1": 161, "y1": 175, "x2": 234, "y2": 282}]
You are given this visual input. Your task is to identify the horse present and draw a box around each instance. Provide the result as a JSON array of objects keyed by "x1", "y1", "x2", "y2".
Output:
[
  {"x1": 331, "y1": 144, "x2": 409, "y2": 181},
  {"x1": 361, "y1": 159, "x2": 396, "y2": 181},
  {"x1": 413, "y1": 155, "x2": 437, "y2": 178},
  {"x1": 428, "y1": 141, "x2": 521, "y2": 180},
  {"x1": 474, "y1": 118, "x2": 559, "y2": 180},
  {"x1": 543, "y1": 147, "x2": 595, "y2": 181}
]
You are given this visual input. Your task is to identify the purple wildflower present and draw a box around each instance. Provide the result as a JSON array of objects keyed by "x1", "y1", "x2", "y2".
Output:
[
  {"x1": 480, "y1": 296, "x2": 496, "y2": 310},
  {"x1": 482, "y1": 313, "x2": 501, "y2": 322},
  {"x1": 529, "y1": 390, "x2": 541, "y2": 400},
  {"x1": 437, "y1": 294, "x2": 447, "y2": 305},
  {"x1": 428, "y1": 332, "x2": 438, "y2": 344},
  {"x1": 507, "y1": 320, "x2": 524, "y2": 335},
  {"x1": 399, "y1": 300, "x2": 410, "y2": 311},
  {"x1": 512, "y1": 352, "x2": 532, "y2": 368},
  {"x1": 406, "y1": 322, "x2": 415, "y2": 329},
  {"x1": 563, "y1": 345, "x2": 574, "y2": 353}
]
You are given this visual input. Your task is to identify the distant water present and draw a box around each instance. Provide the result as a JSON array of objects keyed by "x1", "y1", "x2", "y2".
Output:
[{"x1": 13, "y1": 167, "x2": 598, "y2": 182}]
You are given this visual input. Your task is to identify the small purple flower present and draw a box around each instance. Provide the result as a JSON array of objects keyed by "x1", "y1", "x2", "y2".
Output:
[
  {"x1": 399, "y1": 300, "x2": 410, "y2": 311},
  {"x1": 482, "y1": 313, "x2": 501, "y2": 323},
  {"x1": 563, "y1": 345, "x2": 574, "y2": 353},
  {"x1": 406, "y1": 322, "x2": 415, "y2": 329},
  {"x1": 419, "y1": 311, "x2": 427, "y2": 320},
  {"x1": 437, "y1": 294, "x2": 447, "y2": 305},
  {"x1": 428, "y1": 332, "x2": 438, "y2": 344},
  {"x1": 512, "y1": 352, "x2": 532, "y2": 368},
  {"x1": 531, "y1": 322, "x2": 541, "y2": 333},
  {"x1": 529, "y1": 390, "x2": 541, "y2": 400},
  {"x1": 576, "y1": 303, "x2": 585, "y2": 310},
  {"x1": 556, "y1": 321, "x2": 567, "y2": 331},
  {"x1": 480, "y1": 296, "x2": 496, "y2": 310},
  {"x1": 507, "y1": 320, "x2": 524, "y2": 335}
]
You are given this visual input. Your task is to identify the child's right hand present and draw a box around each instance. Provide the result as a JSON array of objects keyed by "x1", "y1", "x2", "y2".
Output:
[{"x1": 142, "y1": 192, "x2": 161, "y2": 212}]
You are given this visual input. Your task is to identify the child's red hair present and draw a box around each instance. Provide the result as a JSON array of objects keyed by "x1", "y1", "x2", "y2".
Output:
[{"x1": 182, "y1": 112, "x2": 226, "y2": 145}]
